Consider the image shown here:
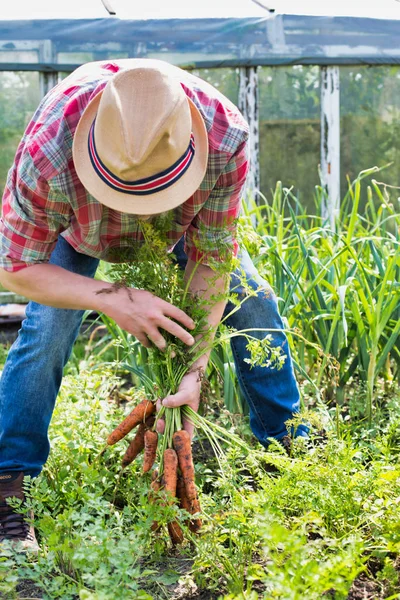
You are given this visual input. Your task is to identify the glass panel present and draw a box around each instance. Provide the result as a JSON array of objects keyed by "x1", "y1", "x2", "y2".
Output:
[
  {"x1": 191, "y1": 68, "x2": 239, "y2": 105},
  {"x1": 57, "y1": 52, "x2": 95, "y2": 64},
  {"x1": 258, "y1": 65, "x2": 321, "y2": 208},
  {"x1": 0, "y1": 50, "x2": 38, "y2": 63},
  {"x1": 0, "y1": 72, "x2": 41, "y2": 193},
  {"x1": 57, "y1": 51, "x2": 129, "y2": 64},
  {"x1": 340, "y1": 65, "x2": 400, "y2": 208}
]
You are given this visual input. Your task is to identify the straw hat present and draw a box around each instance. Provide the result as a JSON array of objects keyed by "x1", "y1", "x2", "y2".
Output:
[{"x1": 73, "y1": 60, "x2": 208, "y2": 215}]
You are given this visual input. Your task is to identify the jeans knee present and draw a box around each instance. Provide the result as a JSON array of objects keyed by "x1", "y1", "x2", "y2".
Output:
[
  {"x1": 226, "y1": 272, "x2": 283, "y2": 330},
  {"x1": 16, "y1": 303, "x2": 83, "y2": 361}
]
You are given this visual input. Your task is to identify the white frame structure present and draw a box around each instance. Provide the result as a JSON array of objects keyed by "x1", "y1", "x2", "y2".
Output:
[
  {"x1": 238, "y1": 64, "x2": 342, "y2": 220},
  {"x1": 320, "y1": 66, "x2": 341, "y2": 229}
]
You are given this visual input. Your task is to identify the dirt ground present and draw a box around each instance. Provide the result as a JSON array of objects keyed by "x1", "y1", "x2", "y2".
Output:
[{"x1": 6, "y1": 571, "x2": 389, "y2": 599}]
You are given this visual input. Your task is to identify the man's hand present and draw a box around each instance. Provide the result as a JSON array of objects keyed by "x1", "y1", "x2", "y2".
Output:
[
  {"x1": 103, "y1": 288, "x2": 195, "y2": 350},
  {"x1": 156, "y1": 370, "x2": 202, "y2": 439}
]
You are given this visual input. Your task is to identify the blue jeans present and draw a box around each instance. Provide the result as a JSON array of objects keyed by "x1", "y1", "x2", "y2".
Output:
[{"x1": 0, "y1": 236, "x2": 307, "y2": 477}]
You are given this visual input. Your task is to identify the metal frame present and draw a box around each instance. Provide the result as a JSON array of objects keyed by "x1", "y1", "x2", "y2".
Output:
[
  {"x1": 0, "y1": 58, "x2": 345, "y2": 217},
  {"x1": 38, "y1": 41, "x2": 58, "y2": 96},
  {"x1": 238, "y1": 66, "x2": 260, "y2": 203}
]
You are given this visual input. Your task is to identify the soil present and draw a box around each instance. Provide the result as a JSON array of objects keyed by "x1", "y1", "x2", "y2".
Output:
[
  {"x1": 192, "y1": 438, "x2": 216, "y2": 463},
  {"x1": 0, "y1": 579, "x2": 43, "y2": 599},
  {"x1": 346, "y1": 574, "x2": 384, "y2": 600}
]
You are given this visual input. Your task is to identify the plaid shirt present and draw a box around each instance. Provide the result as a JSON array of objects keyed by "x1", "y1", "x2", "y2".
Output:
[{"x1": 0, "y1": 61, "x2": 249, "y2": 272}]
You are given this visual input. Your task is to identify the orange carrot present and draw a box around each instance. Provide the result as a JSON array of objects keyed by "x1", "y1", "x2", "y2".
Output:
[
  {"x1": 176, "y1": 476, "x2": 190, "y2": 511},
  {"x1": 163, "y1": 449, "x2": 178, "y2": 497},
  {"x1": 172, "y1": 430, "x2": 197, "y2": 501},
  {"x1": 121, "y1": 422, "x2": 145, "y2": 468},
  {"x1": 143, "y1": 430, "x2": 158, "y2": 473},
  {"x1": 162, "y1": 449, "x2": 184, "y2": 545},
  {"x1": 107, "y1": 399, "x2": 155, "y2": 445},
  {"x1": 149, "y1": 470, "x2": 161, "y2": 532},
  {"x1": 188, "y1": 497, "x2": 202, "y2": 534},
  {"x1": 168, "y1": 520, "x2": 184, "y2": 545},
  {"x1": 121, "y1": 416, "x2": 155, "y2": 468},
  {"x1": 176, "y1": 476, "x2": 202, "y2": 533}
]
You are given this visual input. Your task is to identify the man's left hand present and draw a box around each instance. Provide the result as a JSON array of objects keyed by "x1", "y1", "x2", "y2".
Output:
[{"x1": 155, "y1": 370, "x2": 202, "y2": 439}]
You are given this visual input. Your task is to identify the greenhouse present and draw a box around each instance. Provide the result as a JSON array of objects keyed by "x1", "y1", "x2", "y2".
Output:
[{"x1": 0, "y1": 2, "x2": 399, "y2": 599}]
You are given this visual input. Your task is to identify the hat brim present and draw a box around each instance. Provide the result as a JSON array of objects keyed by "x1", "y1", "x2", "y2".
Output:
[{"x1": 72, "y1": 90, "x2": 208, "y2": 215}]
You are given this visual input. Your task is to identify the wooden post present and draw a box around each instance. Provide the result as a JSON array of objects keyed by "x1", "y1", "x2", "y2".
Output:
[
  {"x1": 320, "y1": 66, "x2": 340, "y2": 229},
  {"x1": 39, "y1": 40, "x2": 58, "y2": 97},
  {"x1": 238, "y1": 66, "x2": 260, "y2": 205}
]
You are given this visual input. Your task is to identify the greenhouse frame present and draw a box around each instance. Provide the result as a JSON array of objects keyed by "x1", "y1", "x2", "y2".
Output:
[{"x1": 0, "y1": 12, "x2": 399, "y2": 226}]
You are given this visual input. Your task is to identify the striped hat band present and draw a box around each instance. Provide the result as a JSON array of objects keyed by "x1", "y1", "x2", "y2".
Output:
[{"x1": 88, "y1": 120, "x2": 195, "y2": 196}]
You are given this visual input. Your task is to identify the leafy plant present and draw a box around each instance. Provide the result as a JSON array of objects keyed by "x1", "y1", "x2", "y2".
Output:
[{"x1": 243, "y1": 171, "x2": 400, "y2": 423}]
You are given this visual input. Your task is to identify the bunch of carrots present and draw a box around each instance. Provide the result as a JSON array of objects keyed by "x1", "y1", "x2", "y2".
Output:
[
  {"x1": 102, "y1": 217, "x2": 259, "y2": 544},
  {"x1": 106, "y1": 398, "x2": 201, "y2": 545}
]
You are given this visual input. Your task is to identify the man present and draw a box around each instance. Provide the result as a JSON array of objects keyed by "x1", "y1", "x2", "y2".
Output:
[{"x1": 0, "y1": 59, "x2": 307, "y2": 551}]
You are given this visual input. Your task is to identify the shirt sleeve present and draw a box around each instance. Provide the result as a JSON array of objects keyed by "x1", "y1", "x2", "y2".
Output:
[
  {"x1": 185, "y1": 139, "x2": 249, "y2": 266},
  {"x1": 0, "y1": 153, "x2": 72, "y2": 272}
]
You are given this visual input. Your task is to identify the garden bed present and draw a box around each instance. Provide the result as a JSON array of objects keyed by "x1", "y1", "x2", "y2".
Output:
[{"x1": 1, "y1": 176, "x2": 399, "y2": 599}]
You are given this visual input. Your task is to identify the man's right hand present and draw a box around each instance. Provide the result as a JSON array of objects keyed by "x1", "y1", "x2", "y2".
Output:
[{"x1": 102, "y1": 287, "x2": 195, "y2": 350}]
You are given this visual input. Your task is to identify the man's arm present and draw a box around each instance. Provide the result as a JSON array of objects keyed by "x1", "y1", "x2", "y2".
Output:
[
  {"x1": 158, "y1": 259, "x2": 228, "y2": 437},
  {"x1": 0, "y1": 264, "x2": 195, "y2": 349},
  {"x1": 159, "y1": 138, "x2": 250, "y2": 436},
  {"x1": 184, "y1": 259, "x2": 228, "y2": 369}
]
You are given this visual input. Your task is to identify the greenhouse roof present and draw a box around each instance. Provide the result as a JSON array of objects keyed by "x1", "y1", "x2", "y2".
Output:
[
  {"x1": 1, "y1": 0, "x2": 400, "y2": 21},
  {"x1": 0, "y1": 8, "x2": 399, "y2": 71}
]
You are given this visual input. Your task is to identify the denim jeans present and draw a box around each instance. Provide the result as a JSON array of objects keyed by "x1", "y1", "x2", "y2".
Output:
[{"x1": 0, "y1": 236, "x2": 307, "y2": 477}]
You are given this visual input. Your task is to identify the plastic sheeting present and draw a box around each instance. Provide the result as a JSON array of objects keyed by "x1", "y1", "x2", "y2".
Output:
[{"x1": 0, "y1": 15, "x2": 400, "y2": 71}]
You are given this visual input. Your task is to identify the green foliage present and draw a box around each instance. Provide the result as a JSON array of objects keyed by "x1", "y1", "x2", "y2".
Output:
[
  {"x1": 244, "y1": 173, "x2": 400, "y2": 424},
  {"x1": 98, "y1": 215, "x2": 286, "y2": 420},
  {"x1": 0, "y1": 72, "x2": 41, "y2": 190},
  {"x1": 258, "y1": 65, "x2": 400, "y2": 209},
  {"x1": 0, "y1": 354, "x2": 400, "y2": 598}
]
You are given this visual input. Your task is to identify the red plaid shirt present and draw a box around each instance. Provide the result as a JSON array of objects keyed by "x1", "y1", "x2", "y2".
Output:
[{"x1": 0, "y1": 61, "x2": 249, "y2": 272}]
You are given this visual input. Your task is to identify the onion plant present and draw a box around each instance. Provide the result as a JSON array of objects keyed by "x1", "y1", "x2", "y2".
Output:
[{"x1": 244, "y1": 169, "x2": 400, "y2": 423}]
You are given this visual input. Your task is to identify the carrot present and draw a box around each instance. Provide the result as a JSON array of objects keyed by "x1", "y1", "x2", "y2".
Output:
[
  {"x1": 121, "y1": 415, "x2": 155, "y2": 468},
  {"x1": 121, "y1": 422, "x2": 145, "y2": 468},
  {"x1": 176, "y1": 476, "x2": 190, "y2": 511},
  {"x1": 188, "y1": 497, "x2": 202, "y2": 534},
  {"x1": 107, "y1": 399, "x2": 155, "y2": 445},
  {"x1": 149, "y1": 470, "x2": 161, "y2": 532},
  {"x1": 168, "y1": 520, "x2": 184, "y2": 545},
  {"x1": 162, "y1": 449, "x2": 184, "y2": 545},
  {"x1": 143, "y1": 430, "x2": 158, "y2": 473},
  {"x1": 172, "y1": 430, "x2": 197, "y2": 501},
  {"x1": 176, "y1": 476, "x2": 202, "y2": 533},
  {"x1": 163, "y1": 449, "x2": 178, "y2": 497}
]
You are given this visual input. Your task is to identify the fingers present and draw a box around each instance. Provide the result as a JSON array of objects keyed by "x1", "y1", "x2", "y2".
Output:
[
  {"x1": 157, "y1": 316, "x2": 195, "y2": 347},
  {"x1": 156, "y1": 419, "x2": 165, "y2": 434},
  {"x1": 109, "y1": 289, "x2": 196, "y2": 349},
  {"x1": 182, "y1": 416, "x2": 195, "y2": 440},
  {"x1": 146, "y1": 327, "x2": 168, "y2": 351},
  {"x1": 162, "y1": 390, "x2": 190, "y2": 409},
  {"x1": 136, "y1": 333, "x2": 152, "y2": 348},
  {"x1": 162, "y1": 301, "x2": 195, "y2": 331},
  {"x1": 139, "y1": 319, "x2": 194, "y2": 351},
  {"x1": 155, "y1": 398, "x2": 165, "y2": 433}
]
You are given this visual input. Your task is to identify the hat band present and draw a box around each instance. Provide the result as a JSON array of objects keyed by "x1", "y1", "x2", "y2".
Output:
[{"x1": 88, "y1": 120, "x2": 195, "y2": 196}]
